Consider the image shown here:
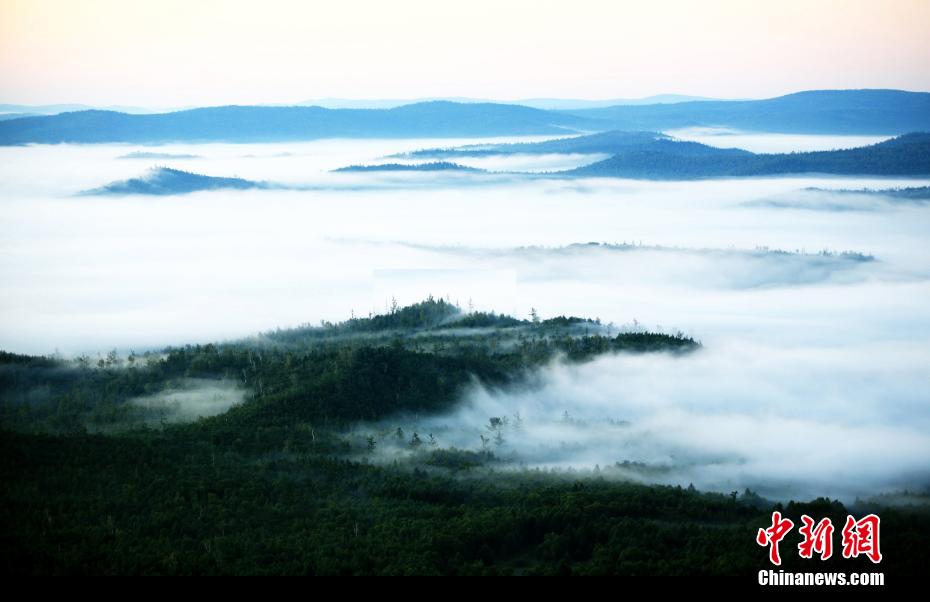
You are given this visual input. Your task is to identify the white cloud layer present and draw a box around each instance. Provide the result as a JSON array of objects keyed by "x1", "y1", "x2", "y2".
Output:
[{"x1": 1, "y1": 136, "x2": 929, "y2": 499}]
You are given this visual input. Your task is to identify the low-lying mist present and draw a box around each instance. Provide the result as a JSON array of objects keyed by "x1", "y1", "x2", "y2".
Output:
[
  {"x1": 358, "y1": 342, "x2": 930, "y2": 502},
  {"x1": 665, "y1": 128, "x2": 892, "y2": 153},
  {"x1": 129, "y1": 377, "x2": 244, "y2": 424},
  {"x1": 391, "y1": 242, "x2": 883, "y2": 290},
  {"x1": 746, "y1": 187, "x2": 930, "y2": 212},
  {"x1": 2, "y1": 139, "x2": 928, "y2": 353},
  {"x1": 1, "y1": 136, "x2": 929, "y2": 500}
]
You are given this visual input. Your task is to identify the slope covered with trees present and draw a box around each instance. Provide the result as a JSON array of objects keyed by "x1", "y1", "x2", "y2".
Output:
[
  {"x1": 82, "y1": 167, "x2": 272, "y2": 195},
  {"x1": 569, "y1": 132, "x2": 930, "y2": 179},
  {"x1": 4, "y1": 429, "x2": 926, "y2": 576},
  {"x1": 396, "y1": 131, "x2": 930, "y2": 179},
  {"x1": 0, "y1": 298, "x2": 696, "y2": 432},
  {"x1": 2, "y1": 299, "x2": 926, "y2": 576},
  {"x1": 400, "y1": 130, "x2": 752, "y2": 159}
]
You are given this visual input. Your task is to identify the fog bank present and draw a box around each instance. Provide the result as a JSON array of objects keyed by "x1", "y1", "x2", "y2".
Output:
[
  {"x1": 1, "y1": 136, "x2": 929, "y2": 499},
  {"x1": 371, "y1": 342, "x2": 930, "y2": 501}
]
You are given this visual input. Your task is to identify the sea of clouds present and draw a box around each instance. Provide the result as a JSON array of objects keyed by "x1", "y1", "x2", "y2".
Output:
[{"x1": 1, "y1": 134, "x2": 928, "y2": 500}]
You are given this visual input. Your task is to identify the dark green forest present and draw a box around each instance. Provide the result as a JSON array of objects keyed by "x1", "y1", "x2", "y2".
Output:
[
  {"x1": 569, "y1": 132, "x2": 930, "y2": 179},
  {"x1": 399, "y1": 130, "x2": 930, "y2": 179},
  {"x1": 2, "y1": 299, "x2": 927, "y2": 575}
]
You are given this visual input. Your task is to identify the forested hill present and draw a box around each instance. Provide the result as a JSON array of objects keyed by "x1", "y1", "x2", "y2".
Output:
[
  {"x1": 0, "y1": 102, "x2": 594, "y2": 145},
  {"x1": 562, "y1": 89, "x2": 930, "y2": 135},
  {"x1": 82, "y1": 167, "x2": 272, "y2": 195},
  {"x1": 78, "y1": 134, "x2": 930, "y2": 187},
  {"x1": 395, "y1": 130, "x2": 930, "y2": 179},
  {"x1": 0, "y1": 298, "x2": 698, "y2": 433},
  {"x1": 399, "y1": 130, "x2": 752, "y2": 159},
  {"x1": 569, "y1": 132, "x2": 930, "y2": 179},
  {"x1": 4, "y1": 300, "x2": 930, "y2": 576}
]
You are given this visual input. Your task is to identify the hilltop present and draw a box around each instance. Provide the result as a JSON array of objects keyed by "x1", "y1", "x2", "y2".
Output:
[
  {"x1": 2, "y1": 299, "x2": 925, "y2": 576},
  {"x1": 0, "y1": 298, "x2": 697, "y2": 433},
  {"x1": 563, "y1": 89, "x2": 930, "y2": 135},
  {"x1": 568, "y1": 132, "x2": 930, "y2": 178},
  {"x1": 81, "y1": 167, "x2": 272, "y2": 195},
  {"x1": 400, "y1": 130, "x2": 751, "y2": 160},
  {"x1": 397, "y1": 131, "x2": 930, "y2": 179}
]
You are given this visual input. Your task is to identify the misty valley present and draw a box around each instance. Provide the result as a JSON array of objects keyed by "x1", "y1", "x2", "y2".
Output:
[
  {"x1": 2, "y1": 96, "x2": 930, "y2": 575},
  {"x1": 4, "y1": 298, "x2": 928, "y2": 576}
]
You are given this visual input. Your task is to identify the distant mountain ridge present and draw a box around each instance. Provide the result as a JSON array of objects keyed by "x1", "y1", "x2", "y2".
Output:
[
  {"x1": 0, "y1": 102, "x2": 593, "y2": 145},
  {"x1": 297, "y1": 94, "x2": 719, "y2": 110},
  {"x1": 0, "y1": 103, "x2": 155, "y2": 115},
  {"x1": 563, "y1": 89, "x2": 930, "y2": 134},
  {"x1": 1, "y1": 89, "x2": 928, "y2": 144}
]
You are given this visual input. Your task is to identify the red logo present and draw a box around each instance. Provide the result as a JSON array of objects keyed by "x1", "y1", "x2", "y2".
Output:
[
  {"x1": 841, "y1": 514, "x2": 882, "y2": 564},
  {"x1": 757, "y1": 512, "x2": 881, "y2": 564},
  {"x1": 756, "y1": 511, "x2": 794, "y2": 565},
  {"x1": 798, "y1": 515, "x2": 834, "y2": 560}
]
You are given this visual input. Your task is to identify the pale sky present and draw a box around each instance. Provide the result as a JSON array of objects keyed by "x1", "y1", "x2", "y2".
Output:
[{"x1": 1, "y1": 0, "x2": 929, "y2": 107}]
